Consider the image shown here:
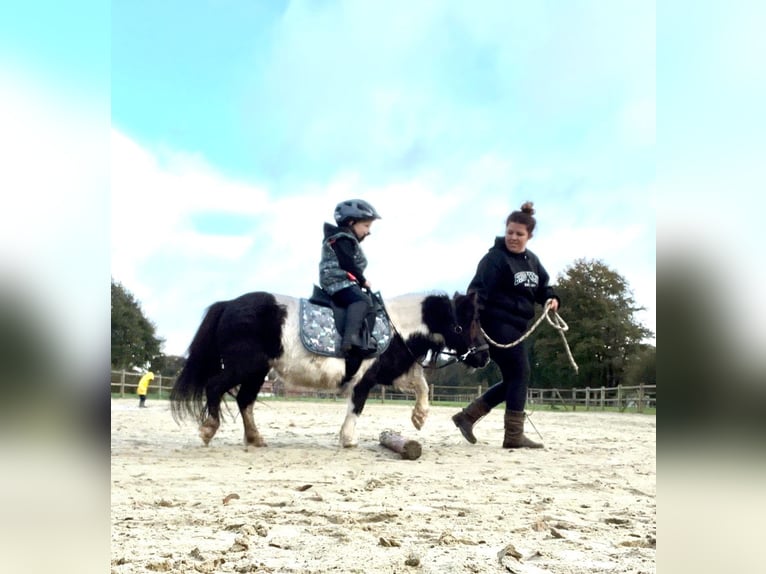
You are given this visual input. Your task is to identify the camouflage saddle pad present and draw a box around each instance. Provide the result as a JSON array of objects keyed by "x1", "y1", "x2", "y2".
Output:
[{"x1": 298, "y1": 298, "x2": 392, "y2": 358}]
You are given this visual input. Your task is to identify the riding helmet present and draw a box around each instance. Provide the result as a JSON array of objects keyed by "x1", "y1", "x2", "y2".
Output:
[{"x1": 334, "y1": 199, "x2": 382, "y2": 226}]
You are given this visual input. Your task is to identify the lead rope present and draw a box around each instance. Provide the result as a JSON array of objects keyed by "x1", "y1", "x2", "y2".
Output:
[
  {"x1": 480, "y1": 299, "x2": 579, "y2": 373},
  {"x1": 525, "y1": 410, "x2": 543, "y2": 440}
]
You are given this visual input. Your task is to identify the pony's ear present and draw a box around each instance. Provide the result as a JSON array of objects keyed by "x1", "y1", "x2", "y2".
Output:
[{"x1": 453, "y1": 291, "x2": 461, "y2": 299}]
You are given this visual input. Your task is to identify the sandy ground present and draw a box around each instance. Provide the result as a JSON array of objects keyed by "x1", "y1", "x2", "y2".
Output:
[{"x1": 111, "y1": 398, "x2": 655, "y2": 574}]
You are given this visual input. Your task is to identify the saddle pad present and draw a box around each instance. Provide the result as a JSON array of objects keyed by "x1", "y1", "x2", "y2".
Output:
[{"x1": 299, "y1": 298, "x2": 392, "y2": 358}]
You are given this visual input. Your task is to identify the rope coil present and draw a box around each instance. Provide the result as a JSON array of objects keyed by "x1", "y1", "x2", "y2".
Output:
[{"x1": 480, "y1": 300, "x2": 579, "y2": 373}]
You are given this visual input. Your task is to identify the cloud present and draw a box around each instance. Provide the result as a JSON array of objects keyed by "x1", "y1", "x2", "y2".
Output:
[{"x1": 111, "y1": 129, "x2": 271, "y2": 291}]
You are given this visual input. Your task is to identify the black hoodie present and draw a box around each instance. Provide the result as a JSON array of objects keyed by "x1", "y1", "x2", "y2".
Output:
[{"x1": 467, "y1": 237, "x2": 559, "y2": 331}]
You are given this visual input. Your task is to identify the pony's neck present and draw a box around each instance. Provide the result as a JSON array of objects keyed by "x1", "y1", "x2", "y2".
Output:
[{"x1": 387, "y1": 293, "x2": 445, "y2": 344}]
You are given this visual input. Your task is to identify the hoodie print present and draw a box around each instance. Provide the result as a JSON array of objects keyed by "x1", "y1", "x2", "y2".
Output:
[{"x1": 513, "y1": 270, "x2": 539, "y2": 288}]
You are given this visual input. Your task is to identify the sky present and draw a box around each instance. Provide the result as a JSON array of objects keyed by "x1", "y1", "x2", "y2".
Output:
[{"x1": 107, "y1": 0, "x2": 657, "y2": 356}]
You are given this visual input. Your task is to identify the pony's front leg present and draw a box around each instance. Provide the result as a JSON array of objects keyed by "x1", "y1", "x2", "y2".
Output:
[
  {"x1": 394, "y1": 365, "x2": 430, "y2": 431},
  {"x1": 340, "y1": 374, "x2": 376, "y2": 448},
  {"x1": 410, "y1": 375, "x2": 429, "y2": 430},
  {"x1": 339, "y1": 401, "x2": 359, "y2": 448},
  {"x1": 241, "y1": 403, "x2": 266, "y2": 448},
  {"x1": 410, "y1": 371, "x2": 430, "y2": 430}
]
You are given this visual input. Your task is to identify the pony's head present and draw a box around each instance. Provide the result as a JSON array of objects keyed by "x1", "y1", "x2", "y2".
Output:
[{"x1": 421, "y1": 292, "x2": 490, "y2": 369}]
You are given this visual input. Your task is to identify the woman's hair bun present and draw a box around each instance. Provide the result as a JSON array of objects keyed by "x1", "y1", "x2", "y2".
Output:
[{"x1": 520, "y1": 201, "x2": 535, "y2": 215}]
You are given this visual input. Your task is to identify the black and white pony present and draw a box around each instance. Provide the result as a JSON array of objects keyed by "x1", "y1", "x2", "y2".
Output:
[{"x1": 170, "y1": 290, "x2": 489, "y2": 448}]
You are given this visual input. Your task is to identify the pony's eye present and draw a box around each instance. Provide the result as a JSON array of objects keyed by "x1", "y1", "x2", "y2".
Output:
[{"x1": 453, "y1": 325, "x2": 463, "y2": 334}]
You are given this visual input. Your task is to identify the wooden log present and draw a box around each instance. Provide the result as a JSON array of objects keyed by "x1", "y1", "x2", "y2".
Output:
[{"x1": 379, "y1": 430, "x2": 422, "y2": 460}]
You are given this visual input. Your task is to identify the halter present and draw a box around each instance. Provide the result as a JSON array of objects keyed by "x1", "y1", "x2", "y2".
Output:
[
  {"x1": 436, "y1": 297, "x2": 490, "y2": 367},
  {"x1": 422, "y1": 342, "x2": 490, "y2": 369}
]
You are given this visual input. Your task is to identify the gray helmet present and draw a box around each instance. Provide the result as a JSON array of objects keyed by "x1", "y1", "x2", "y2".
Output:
[{"x1": 334, "y1": 199, "x2": 381, "y2": 226}]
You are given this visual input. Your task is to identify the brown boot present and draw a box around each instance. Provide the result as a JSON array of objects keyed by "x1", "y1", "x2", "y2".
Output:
[
  {"x1": 503, "y1": 410, "x2": 543, "y2": 449},
  {"x1": 452, "y1": 398, "x2": 491, "y2": 444}
]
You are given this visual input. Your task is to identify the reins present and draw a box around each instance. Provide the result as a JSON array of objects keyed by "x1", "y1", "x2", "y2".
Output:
[{"x1": 480, "y1": 300, "x2": 579, "y2": 373}]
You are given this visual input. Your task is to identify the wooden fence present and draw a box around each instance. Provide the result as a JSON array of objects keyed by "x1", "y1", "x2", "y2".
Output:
[
  {"x1": 429, "y1": 383, "x2": 655, "y2": 412},
  {"x1": 111, "y1": 370, "x2": 655, "y2": 413},
  {"x1": 525, "y1": 384, "x2": 656, "y2": 413}
]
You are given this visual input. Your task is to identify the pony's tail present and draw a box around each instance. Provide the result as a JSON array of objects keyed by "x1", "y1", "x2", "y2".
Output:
[{"x1": 170, "y1": 301, "x2": 227, "y2": 423}]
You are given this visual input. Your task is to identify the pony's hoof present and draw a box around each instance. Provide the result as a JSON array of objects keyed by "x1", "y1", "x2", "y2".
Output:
[
  {"x1": 339, "y1": 433, "x2": 358, "y2": 448},
  {"x1": 199, "y1": 429, "x2": 216, "y2": 445},
  {"x1": 199, "y1": 417, "x2": 220, "y2": 445},
  {"x1": 414, "y1": 406, "x2": 430, "y2": 429}
]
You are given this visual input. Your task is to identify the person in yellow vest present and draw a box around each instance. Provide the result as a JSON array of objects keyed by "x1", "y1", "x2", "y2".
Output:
[{"x1": 137, "y1": 371, "x2": 154, "y2": 408}]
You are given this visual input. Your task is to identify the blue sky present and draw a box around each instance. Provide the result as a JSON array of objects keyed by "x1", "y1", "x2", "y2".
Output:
[{"x1": 109, "y1": 0, "x2": 657, "y2": 356}]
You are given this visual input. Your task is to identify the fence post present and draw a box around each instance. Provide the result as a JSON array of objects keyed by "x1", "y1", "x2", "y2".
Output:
[
  {"x1": 381, "y1": 386, "x2": 386, "y2": 404},
  {"x1": 157, "y1": 374, "x2": 163, "y2": 400},
  {"x1": 585, "y1": 387, "x2": 590, "y2": 410},
  {"x1": 120, "y1": 370, "x2": 126, "y2": 398},
  {"x1": 429, "y1": 384, "x2": 434, "y2": 402},
  {"x1": 600, "y1": 386, "x2": 605, "y2": 410},
  {"x1": 638, "y1": 383, "x2": 645, "y2": 413},
  {"x1": 617, "y1": 385, "x2": 623, "y2": 411},
  {"x1": 476, "y1": 385, "x2": 482, "y2": 399},
  {"x1": 571, "y1": 388, "x2": 576, "y2": 411}
]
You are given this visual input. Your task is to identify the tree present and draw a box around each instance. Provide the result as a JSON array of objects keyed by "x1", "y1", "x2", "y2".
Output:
[
  {"x1": 153, "y1": 354, "x2": 186, "y2": 378},
  {"x1": 529, "y1": 259, "x2": 654, "y2": 389},
  {"x1": 111, "y1": 279, "x2": 163, "y2": 370},
  {"x1": 623, "y1": 344, "x2": 656, "y2": 388}
]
